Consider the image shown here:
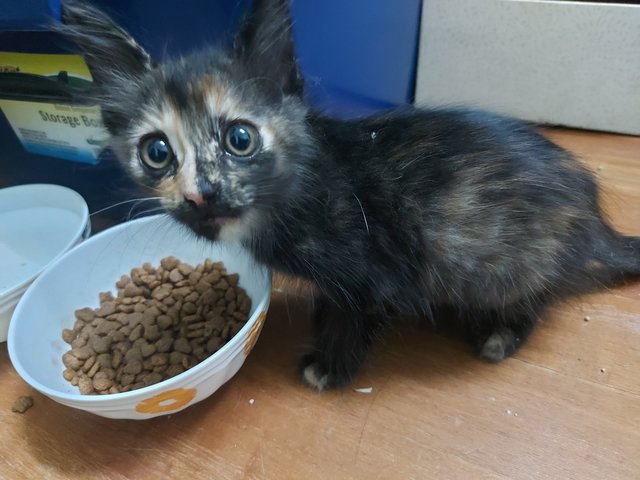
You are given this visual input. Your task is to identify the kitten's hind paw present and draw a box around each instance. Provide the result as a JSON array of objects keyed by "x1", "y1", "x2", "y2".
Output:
[
  {"x1": 298, "y1": 353, "x2": 350, "y2": 391},
  {"x1": 301, "y1": 362, "x2": 330, "y2": 391},
  {"x1": 479, "y1": 329, "x2": 518, "y2": 362}
]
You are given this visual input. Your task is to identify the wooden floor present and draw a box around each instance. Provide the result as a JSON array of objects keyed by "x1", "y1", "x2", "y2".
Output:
[{"x1": 1, "y1": 129, "x2": 639, "y2": 479}]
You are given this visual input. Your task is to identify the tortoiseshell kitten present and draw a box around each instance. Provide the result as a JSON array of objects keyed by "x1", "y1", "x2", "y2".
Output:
[{"x1": 61, "y1": 0, "x2": 640, "y2": 390}]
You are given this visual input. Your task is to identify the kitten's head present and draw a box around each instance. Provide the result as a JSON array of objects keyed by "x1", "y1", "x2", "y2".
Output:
[{"x1": 61, "y1": 0, "x2": 313, "y2": 241}]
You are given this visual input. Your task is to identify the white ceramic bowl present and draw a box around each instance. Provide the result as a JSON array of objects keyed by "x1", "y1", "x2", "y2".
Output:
[
  {"x1": 0, "y1": 184, "x2": 90, "y2": 341},
  {"x1": 8, "y1": 215, "x2": 271, "y2": 419}
]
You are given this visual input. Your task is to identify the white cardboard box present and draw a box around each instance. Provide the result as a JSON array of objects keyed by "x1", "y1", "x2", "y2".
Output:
[{"x1": 415, "y1": 0, "x2": 640, "y2": 135}]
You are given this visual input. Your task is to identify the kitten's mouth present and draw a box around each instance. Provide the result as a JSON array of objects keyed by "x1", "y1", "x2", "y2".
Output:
[
  {"x1": 203, "y1": 216, "x2": 236, "y2": 228},
  {"x1": 194, "y1": 214, "x2": 240, "y2": 238},
  {"x1": 173, "y1": 208, "x2": 242, "y2": 240}
]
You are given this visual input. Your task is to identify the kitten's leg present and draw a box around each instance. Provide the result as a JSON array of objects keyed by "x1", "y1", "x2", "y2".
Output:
[
  {"x1": 467, "y1": 296, "x2": 548, "y2": 362},
  {"x1": 300, "y1": 296, "x2": 385, "y2": 391}
]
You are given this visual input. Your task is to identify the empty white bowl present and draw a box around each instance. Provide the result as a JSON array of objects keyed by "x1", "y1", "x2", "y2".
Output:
[
  {"x1": 0, "y1": 184, "x2": 90, "y2": 341},
  {"x1": 8, "y1": 214, "x2": 271, "y2": 419}
]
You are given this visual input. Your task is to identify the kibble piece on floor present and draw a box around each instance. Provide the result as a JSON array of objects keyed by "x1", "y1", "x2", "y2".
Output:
[{"x1": 11, "y1": 396, "x2": 34, "y2": 414}]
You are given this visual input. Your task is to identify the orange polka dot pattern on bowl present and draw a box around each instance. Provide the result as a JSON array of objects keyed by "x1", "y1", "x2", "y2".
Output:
[
  {"x1": 244, "y1": 311, "x2": 267, "y2": 356},
  {"x1": 135, "y1": 387, "x2": 197, "y2": 414}
]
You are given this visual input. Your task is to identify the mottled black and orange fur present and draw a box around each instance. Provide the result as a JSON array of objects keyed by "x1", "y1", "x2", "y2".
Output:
[{"x1": 60, "y1": 0, "x2": 640, "y2": 390}]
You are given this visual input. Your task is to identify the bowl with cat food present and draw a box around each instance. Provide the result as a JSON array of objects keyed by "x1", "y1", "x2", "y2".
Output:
[{"x1": 8, "y1": 214, "x2": 271, "y2": 419}]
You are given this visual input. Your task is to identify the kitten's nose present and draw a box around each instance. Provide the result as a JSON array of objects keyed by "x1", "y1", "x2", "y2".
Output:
[{"x1": 184, "y1": 192, "x2": 205, "y2": 207}]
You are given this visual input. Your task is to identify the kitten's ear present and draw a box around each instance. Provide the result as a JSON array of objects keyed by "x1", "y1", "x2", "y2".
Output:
[
  {"x1": 234, "y1": 0, "x2": 303, "y2": 96},
  {"x1": 58, "y1": 0, "x2": 152, "y2": 85}
]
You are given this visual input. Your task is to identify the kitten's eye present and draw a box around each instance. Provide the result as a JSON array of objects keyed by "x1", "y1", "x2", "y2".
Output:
[
  {"x1": 138, "y1": 134, "x2": 175, "y2": 171},
  {"x1": 224, "y1": 122, "x2": 260, "y2": 157}
]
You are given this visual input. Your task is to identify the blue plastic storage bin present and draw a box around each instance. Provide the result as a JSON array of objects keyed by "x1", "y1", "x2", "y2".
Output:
[
  {"x1": 0, "y1": 0, "x2": 60, "y2": 30},
  {"x1": 292, "y1": 1, "x2": 422, "y2": 116}
]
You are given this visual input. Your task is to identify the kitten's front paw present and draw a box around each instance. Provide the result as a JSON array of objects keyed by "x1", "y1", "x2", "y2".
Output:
[
  {"x1": 479, "y1": 329, "x2": 518, "y2": 362},
  {"x1": 299, "y1": 354, "x2": 349, "y2": 391}
]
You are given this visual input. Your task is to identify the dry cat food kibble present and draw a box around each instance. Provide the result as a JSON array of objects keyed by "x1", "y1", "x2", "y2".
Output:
[
  {"x1": 61, "y1": 257, "x2": 252, "y2": 394},
  {"x1": 12, "y1": 395, "x2": 34, "y2": 413}
]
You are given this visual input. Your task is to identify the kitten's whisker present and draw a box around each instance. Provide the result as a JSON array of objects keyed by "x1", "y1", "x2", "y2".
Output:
[
  {"x1": 353, "y1": 194, "x2": 370, "y2": 235},
  {"x1": 125, "y1": 198, "x2": 162, "y2": 221},
  {"x1": 128, "y1": 206, "x2": 167, "y2": 221},
  {"x1": 90, "y1": 197, "x2": 163, "y2": 217}
]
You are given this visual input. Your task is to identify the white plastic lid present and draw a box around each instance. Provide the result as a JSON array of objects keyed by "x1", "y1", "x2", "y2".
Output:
[{"x1": 0, "y1": 184, "x2": 90, "y2": 299}]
